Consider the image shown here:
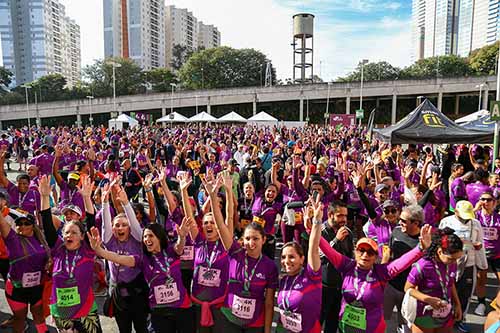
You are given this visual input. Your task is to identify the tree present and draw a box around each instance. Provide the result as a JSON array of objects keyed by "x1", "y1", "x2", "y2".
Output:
[
  {"x1": 144, "y1": 68, "x2": 178, "y2": 92},
  {"x1": 0, "y1": 67, "x2": 13, "y2": 93},
  {"x1": 338, "y1": 61, "x2": 400, "y2": 82},
  {"x1": 82, "y1": 57, "x2": 145, "y2": 97},
  {"x1": 178, "y1": 47, "x2": 275, "y2": 89},
  {"x1": 469, "y1": 41, "x2": 499, "y2": 75},
  {"x1": 400, "y1": 55, "x2": 470, "y2": 79},
  {"x1": 171, "y1": 44, "x2": 194, "y2": 71},
  {"x1": 33, "y1": 74, "x2": 67, "y2": 101}
]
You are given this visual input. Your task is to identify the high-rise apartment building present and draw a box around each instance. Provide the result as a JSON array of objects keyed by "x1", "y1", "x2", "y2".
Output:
[
  {"x1": 411, "y1": 0, "x2": 499, "y2": 61},
  {"x1": 165, "y1": 5, "x2": 221, "y2": 69},
  {"x1": 0, "y1": 0, "x2": 81, "y2": 87},
  {"x1": 103, "y1": 0, "x2": 166, "y2": 69}
]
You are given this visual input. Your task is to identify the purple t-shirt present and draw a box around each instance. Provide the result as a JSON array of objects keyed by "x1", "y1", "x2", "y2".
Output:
[
  {"x1": 221, "y1": 242, "x2": 278, "y2": 328},
  {"x1": 59, "y1": 181, "x2": 84, "y2": 213},
  {"x1": 277, "y1": 264, "x2": 322, "y2": 333},
  {"x1": 192, "y1": 234, "x2": 229, "y2": 302},
  {"x1": 450, "y1": 178, "x2": 467, "y2": 210},
  {"x1": 30, "y1": 152, "x2": 54, "y2": 176},
  {"x1": 7, "y1": 182, "x2": 40, "y2": 215},
  {"x1": 366, "y1": 217, "x2": 396, "y2": 255},
  {"x1": 139, "y1": 246, "x2": 191, "y2": 309},
  {"x1": 59, "y1": 153, "x2": 77, "y2": 171},
  {"x1": 466, "y1": 182, "x2": 491, "y2": 207},
  {"x1": 475, "y1": 210, "x2": 500, "y2": 258},
  {"x1": 4, "y1": 229, "x2": 48, "y2": 288},
  {"x1": 251, "y1": 196, "x2": 283, "y2": 235},
  {"x1": 408, "y1": 257, "x2": 457, "y2": 318},
  {"x1": 104, "y1": 237, "x2": 143, "y2": 284}
]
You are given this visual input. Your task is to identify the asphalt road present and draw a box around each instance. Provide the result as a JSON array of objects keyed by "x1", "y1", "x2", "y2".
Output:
[{"x1": 0, "y1": 162, "x2": 497, "y2": 332}]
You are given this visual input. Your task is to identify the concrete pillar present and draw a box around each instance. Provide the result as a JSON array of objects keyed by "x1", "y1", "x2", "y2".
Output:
[
  {"x1": 207, "y1": 97, "x2": 211, "y2": 115},
  {"x1": 76, "y1": 114, "x2": 82, "y2": 128},
  {"x1": 483, "y1": 89, "x2": 489, "y2": 110},
  {"x1": 0, "y1": 121, "x2": 3, "y2": 130},
  {"x1": 376, "y1": 98, "x2": 380, "y2": 109},
  {"x1": 391, "y1": 94, "x2": 397, "y2": 124},
  {"x1": 161, "y1": 107, "x2": 166, "y2": 117},
  {"x1": 252, "y1": 100, "x2": 257, "y2": 116},
  {"x1": 455, "y1": 95, "x2": 460, "y2": 115},
  {"x1": 346, "y1": 96, "x2": 351, "y2": 114},
  {"x1": 299, "y1": 98, "x2": 304, "y2": 121},
  {"x1": 437, "y1": 91, "x2": 443, "y2": 111},
  {"x1": 36, "y1": 117, "x2": 41, "y2": 128}
]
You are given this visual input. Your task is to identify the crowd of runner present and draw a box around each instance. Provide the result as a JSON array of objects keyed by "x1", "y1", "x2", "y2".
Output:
[{"x1": 0, "y1": 123, "x2": 499, "y2": 333}]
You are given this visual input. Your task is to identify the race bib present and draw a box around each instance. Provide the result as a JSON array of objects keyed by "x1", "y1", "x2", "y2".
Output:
[
  {"x1": 22, "y1": 271, "x2": 41, "y2": 288},
  {"x1": 483, "y1": 227, "x2": 498, "y2": 241},
  {"x1": 240, "y1": 219, "x2": 250, "y2": 229},
  {"x1": 432, "y1": 303, "x2": 451, "y2": 319},
  {"x1": 341, "y1": 303, "x2": 367, "y2": 330},
  {"x1": 280, "y1": 310, "x2": 302, "y2": 332},
  {"x1": 154, "y1": 282, "x2": 180, "y2": 304},
  {"x1": 252, "y1": 216, "x2": 266, "y2": 228},
  {"x1": 198, "y1": 267, "x2": 221, "y2": 287},
  {"x1": 232, "y1": 294, "x2": 256, "y2": 320},
  {"x1": 56, "y1": 287, "x2": 81, "y2": 307},
  {"x1": 294, "y1": 212, "x2": 303, "y2": 224},
  {"x1": 180, "y1": 246, "x2": 194, "y2": 261}
]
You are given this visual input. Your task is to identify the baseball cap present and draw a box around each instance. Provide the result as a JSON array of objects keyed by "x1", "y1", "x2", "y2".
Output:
[
  {"x1": 375, "y1": 183, "x2": 389, "y2": 193},
  {"x1": 228, "y1": 158, "x2": 239, "y2": 166},
  {"x1": 382, "y1": 200, "x2": 398, "y2": 209},
  {"x1": 67, "y1": 173, "x2": 80, "y2": 182},
  {"x1": 356, "y1": 237, "x2": 378, "y2": 252},
  {"x1": 287, "y1": 141, "x2": 296, "y2": 148},
  {"x1": 14, "y1": 214, "x2": 35, "y2": 226},
  {"x1": 62, "y1": 205, "x2": 82, "y2": 217},
  {"x1": 455, "y1": 200, "x2": 475, "y2": 220}
]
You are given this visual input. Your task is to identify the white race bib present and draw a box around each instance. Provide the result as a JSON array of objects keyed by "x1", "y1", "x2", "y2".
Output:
[
  {"x1": 180, "y1": 246, "x2": 194, "y2": 261},
  {"x1": 198, "y1": 267, "x2": 221, "y2": 287},
  {"x1": 154, "y1": 282, "x2": 180, "y2": 304},
  {"x1": 280, "y1": 310, "x2": 302, "y2": 332},
  {"x1": 432, "y1": 303, "x2": 451, "y2": 319},
  {"x1": 22, "y1": 271, "x2": 41, "y2": 288},
  {"x1": 231, "y1": 294, "x2": 256, "y2": 320},
  {"x1": 483, "y1": 227, "x2": 498, "y2": 241}
]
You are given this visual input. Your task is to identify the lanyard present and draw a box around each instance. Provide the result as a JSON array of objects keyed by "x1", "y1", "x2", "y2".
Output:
[
  {"x1": 353, "y1": 268, "x2": 372, "y2": 302},
  {"x1": 279, "y1": 270, "x2": 302, "y2": 310},
  {"x1": 243, "y1": 197, "x2": 254, "y2": 214},
  {"x1": 153, "y1": 251, "x2": 171, "y2": 279},
  {"x1": 481, "y1": 210, "x2": 496, "y2": 227},
  {"x1": 204, "y1": 240, "x2": 219, "y2": 268},
  {"x1": 65, "y1": 248, "x2": 80, "y2": 279},
  {"x1": 432, "y1": 260, "x2": 449, "y2": 302},
  {"x1": 243, "y1": 254, "x2": 262, "y2": 292},
  {"x1": 19, "y1": 191, "x2": 28, "y2": 206}
]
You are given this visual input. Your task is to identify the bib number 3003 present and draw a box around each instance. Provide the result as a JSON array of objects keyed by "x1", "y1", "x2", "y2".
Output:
[{"x1": 341, "y1": 303, "x2": 367, "y2": 330}]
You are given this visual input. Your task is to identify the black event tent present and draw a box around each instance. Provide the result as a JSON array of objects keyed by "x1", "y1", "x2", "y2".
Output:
[
  {"x1": 460, "y1": 114, "x2": 495, "y2": 132},
  {"x1": 374, "y1": 99, "x2": 493, "y2": 144}
]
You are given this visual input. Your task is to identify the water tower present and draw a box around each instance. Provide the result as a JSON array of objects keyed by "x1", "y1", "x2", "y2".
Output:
[{"x1": 292, "y1": 13, "x2": 314, "y2": 84}]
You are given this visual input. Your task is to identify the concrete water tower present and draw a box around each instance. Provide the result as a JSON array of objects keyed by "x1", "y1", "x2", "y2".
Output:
[{"x1": 292, "y1": 13, "x2": 314, "y2": 84}]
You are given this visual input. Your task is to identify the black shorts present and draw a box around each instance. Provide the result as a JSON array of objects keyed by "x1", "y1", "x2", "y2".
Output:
[
  {"x1": 487, "y1": 257, "x2": 500, "y2": 273},
  {"x1": 5, "y1": 279, "x2": 43, "y2": 305}
]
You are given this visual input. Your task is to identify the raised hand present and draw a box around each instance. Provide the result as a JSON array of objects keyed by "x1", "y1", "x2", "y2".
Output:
[
  {"x1": 351, "y1": 171, "x2": 362, "y2": 188},
  {"x1": 220, "y1": 171, "x2": 233, "y2": 191},
  {"x1": 177, "y1": 172, "x2": 192, "y2": 192},
  {"x1": 87, "y1": 226, "x2": 102, "y2": 251},
  {"x1": 403, "y1": 165, "x2": 414, "y2": 179},
  {"x1": 311, "y1": 194, "x2": 324, "y2": 222},
  {"x1": 304, "y1": 151, "x2": 313, "y2": 165},
  {"x1": 101, "y1": 183, "x2": 111, "y2": 204},
  {"x1": 143, "y1": 173, "x2": 154, "y2": 191},
  {"x1": 419, "y1": 224, "x2": 432, "y2": 250},
  {"x1": 77, "y1": 175, "x2": 93, "y2": 198},
  {"x1": 177, "y1": 216, "x2": 194, "y2": 238},
  {"x1": 38, "y1": 175, "x2": 52, "y2": 197},
  {"x1": 116, "y1": 186, "x2": 129, "y2": 204}
]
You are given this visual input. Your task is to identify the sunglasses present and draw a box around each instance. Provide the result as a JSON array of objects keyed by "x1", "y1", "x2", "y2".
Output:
[
  {"x1": 480, "y1": 197, "x2": 494, "y2": 202},
  {"x1": 399, "y1": 217, "x2": 417, "y2": 224},
  {"x1": 384, "y1": 208, "x2": 398, "y2": 214},
  {"x1": 15, "y1": 221, "x2": 33, "y2": 227},
  {"x1": 357, "y1": 248, "x2": 377, "y2": 256}
]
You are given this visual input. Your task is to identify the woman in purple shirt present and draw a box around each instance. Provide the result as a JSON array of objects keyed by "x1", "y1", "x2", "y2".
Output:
[
  {"x1": 0, "y1": 213, "x2": 50, "y2": 333},
  {"x1": 405, "y1": 228, "x2": 463, "y2": 332},
  {"x1": 276, "y1": 196, "x2": 322, "y2": 333},
  {"x1": 204, "y1": 175, "x2": 278, "y2": 333}
]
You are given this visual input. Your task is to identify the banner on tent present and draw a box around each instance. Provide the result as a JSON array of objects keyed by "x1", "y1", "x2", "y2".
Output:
[{"x1": 330, "y1": 114, "x2": 355, "y2": 127}]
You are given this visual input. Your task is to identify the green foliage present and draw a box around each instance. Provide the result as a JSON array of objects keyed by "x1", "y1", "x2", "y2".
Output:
[
  {"x1": 469, "y1": 41, "x2": 499, "y2": 75},
  {"x1": 400, "y1": 55, "x2": 470, "y2": 79},
  {"x1": 178, "y1": 47, "x2": 274, "y2": 89},
  {"x1": 171, "y1": 44, "x2": 194, "y2": 71},
  {"x1": 0, "y1": 67, "x2": 13, "y2": 93},
  {"x1": 338, "y1": 61, "x2": 400, "y2": 82},
  {"x1": 144, "y1": 68, "x2": 178, "y2": 92}
]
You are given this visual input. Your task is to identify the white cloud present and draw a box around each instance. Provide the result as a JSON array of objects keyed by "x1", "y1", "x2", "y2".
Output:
[{"x1": 59, "y1": 0, "x2": 411, "y2": 82}]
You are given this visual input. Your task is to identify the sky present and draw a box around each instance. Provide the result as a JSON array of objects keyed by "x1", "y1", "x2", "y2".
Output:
[{"x1": 58, "y1": 0, "x2": 413, "y2": 81}]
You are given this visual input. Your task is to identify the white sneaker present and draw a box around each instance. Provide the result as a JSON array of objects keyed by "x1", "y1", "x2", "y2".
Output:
[{"x1": 474, "y1": 303, "x2": 486, "y2": 316}]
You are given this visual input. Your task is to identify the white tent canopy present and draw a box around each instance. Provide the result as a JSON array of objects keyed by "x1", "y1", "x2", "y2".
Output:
[
  {"x1": 248, "y1": 111, "x2": 278, "y2": 122},
  {"x1": 455, "y1": 109, "x2": 489, "y2": 124},
  {"x1": 217, "y1": 111, "x2": 247, "y2": 123},
  {"x1": 156, "y1": 112, "x2": 188, "y2": 123},
  {"x1": 108, "y1": 113, "x2": 139, "y2": 129},
  {"x1": 188, "y1": 111, "x2": 217, "y2": 122}
]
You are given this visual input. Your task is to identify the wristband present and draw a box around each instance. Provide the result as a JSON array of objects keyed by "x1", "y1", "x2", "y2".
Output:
[
  {"x1": 417, "y1": 242, "x2": 424, "y2": 252},
  {"x1": 312, "y1": 219, "x2": 322, "y2": 225}
]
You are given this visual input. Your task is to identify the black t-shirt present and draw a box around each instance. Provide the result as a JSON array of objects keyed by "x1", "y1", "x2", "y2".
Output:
[
  {"x1": 321, "y1": 223, "x2": 354, "y2": 289},
  {"x1": 388, "y1": 226, "x2": 420, "y2": 291}
]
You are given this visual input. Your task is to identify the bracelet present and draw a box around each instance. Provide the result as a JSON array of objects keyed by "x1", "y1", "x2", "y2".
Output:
[
  {"x1": 417, "y1": 242, "x2": 424, "y2": 252},
  {"x1": 312, "y1": 219, "x2": 322, "y2": 225},
  {"x1": 144, "y1": 188, "x2": 152, "y2": 193}
]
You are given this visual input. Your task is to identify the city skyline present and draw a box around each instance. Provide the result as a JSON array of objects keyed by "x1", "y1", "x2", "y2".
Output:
[{"x1": 49, "y1": 0, "x2": 413, "y2": 82}]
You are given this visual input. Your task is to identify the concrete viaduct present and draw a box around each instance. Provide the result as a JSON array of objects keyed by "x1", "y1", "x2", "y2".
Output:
[{"x1": 0, "y1": 75, "x2": 495, "y2": 128}]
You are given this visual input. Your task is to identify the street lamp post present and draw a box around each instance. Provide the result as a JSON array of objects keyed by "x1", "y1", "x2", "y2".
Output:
[
  {"x1": 493, "y1": 44, "x2": 500, "y2": 171},
  {"x1": 86, "y1": 95, "x2": 95, "y2": 126},
  {"x1": 359, "y1": 59, "x2": 369, "y2": 126},
  {"x1": 195, "y1": 95, "x2": 198, "y2": 115},
  {"x1": 170, "y1": 83, "x2": 177, "y2": 115},
  {"x1": 108, "y1": 61, "x2": 122, "y2": 115},
  {"x1": 201, "y1": 67, "x2": 204, "y2": 89},
  {"x1": 21, "y1": 85, "x2": 32, "y2": 129},
  {"x1": 476, "y1": 84, "x2": 485, "y2": 111},
  {"x1": 325, "y1": 82, "x2": 332, "y2": 127}
]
